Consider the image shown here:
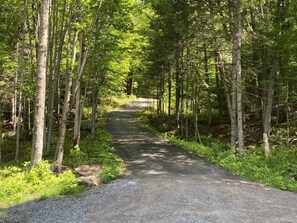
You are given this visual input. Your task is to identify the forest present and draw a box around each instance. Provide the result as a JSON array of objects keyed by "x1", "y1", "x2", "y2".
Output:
[{"x1": 1, "y1": 0, "x2": 297, "y2": 208}]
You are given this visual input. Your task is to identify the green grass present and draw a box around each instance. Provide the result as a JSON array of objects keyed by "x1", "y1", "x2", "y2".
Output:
[{"x1": 139, "y1": 110, "x2": 297, "y2": 192}]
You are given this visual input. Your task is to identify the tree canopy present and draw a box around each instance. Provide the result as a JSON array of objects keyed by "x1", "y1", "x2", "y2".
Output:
[{"x1": 0, "y1": 0, "x2": 297, "y2": 169}]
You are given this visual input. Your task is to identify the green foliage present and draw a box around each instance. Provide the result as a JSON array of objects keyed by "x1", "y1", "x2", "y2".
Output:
[
  {"x1": 69, "y1": 145, "x2": 87, "y2": 167},
  {"x1": 77, "y1": 127, "x2": 126, "y2": 183},
  {"x1": 165, "y1": 134, "x2": 297, "y2": 191},
  {"x1": 0, "y1": 161, "x2": 81, "y2": 208},
  {"x1": 139, "y1": 112, "x2": 297, "y2": 192},
  {"x1": 80, "y1": 96, "x2": 134, "y2": 181},
  {"x1": 0, "y1": 95, "x2": 133, "y2": 208},
  {"x1": 269, "y1": 128, "x2": 289, "y2": 146}
]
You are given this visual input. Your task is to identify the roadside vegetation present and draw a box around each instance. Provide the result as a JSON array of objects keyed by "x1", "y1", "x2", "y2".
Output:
[
  {"x1": 2, "y1": 0, "x2": 297, "y2": 213},
  {"x1": 0, "y1": 96, "x2": 133, "y2": 209},
  {"x1": 139, "y1": 109, "x2": 297, "y2": 192}
]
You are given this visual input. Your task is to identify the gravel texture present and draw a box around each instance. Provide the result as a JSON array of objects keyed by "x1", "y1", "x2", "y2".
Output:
[{"x1": 2, "y1": 98, "x2": 297, "y2": 223}]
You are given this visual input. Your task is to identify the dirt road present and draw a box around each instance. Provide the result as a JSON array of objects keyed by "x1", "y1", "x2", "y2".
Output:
[{"x1": 5, "y1": 98, "x2": 297, "y2": 223}]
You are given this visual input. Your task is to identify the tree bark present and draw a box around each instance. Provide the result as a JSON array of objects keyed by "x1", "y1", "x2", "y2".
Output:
[
  {"x1": 194, "y1": 88, "x2": 202, "y2": 144},
  {"x1": 71, "y1": 0, "x2": 103, "y2": 148},
  {"x1": 46, "y1": 0, "x2": 67, "y2": 155},
  {"x1": 55, "y1": 30, "x2": 78, "y2": 164},
  {"x1": 126, "y1": 72, "x2": 134, "y2": 95},
  {"x1": 175, "y1": 49, "x2": 181, "y2": 130},
  {"x1": 31, "y1": 0, "x2": 50, "y2": 167},
  {"x1": 71, "y1": 0, "x2": 104, "y2": 102},
  {"x1": 91, "y1": 76, "x2": 99, "y2": 137},
  {"x1": 233, "y1": 0, "x2": 244, "y2": 156},
  {"x1": 262, "y1": 65, "x2": 275, "y2": 158},
  {"x1": 215, "y1": 61, "x2": 223, "y2": 116},
  {"x1": 73, "y1": 31, "x2": 84, "y2": 148},
  {"x1": 15, "y1": 15, "x2": 26, "y2": 162},
  {"x1": 185, "y1": 47, "x2": 190, "y2": 140},
  {"x1": 0, "y1": 111, "x2": 3, "y2": 166},
  {"x1": 168, "y1": 68, "x2": 172, "y2": 119},
  {"x1": 218, "y1": 52, "x2": 232, "y2": 120},
  {"x1": 203, "y1": 44, "x2": 212, "y2": 125},
  {"x1": 12, "y1": 48, "x2": 18, "y2": 132}
]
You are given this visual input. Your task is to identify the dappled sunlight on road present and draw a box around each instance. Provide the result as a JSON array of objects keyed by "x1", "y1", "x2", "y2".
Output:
[{"x1": 101, "y1": 99, "x2": 297, "y2": 223}]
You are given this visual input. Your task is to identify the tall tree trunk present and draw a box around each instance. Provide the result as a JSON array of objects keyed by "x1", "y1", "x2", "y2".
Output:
[
  {"x1": 180, "y1": 75, "x2": 184, "y2": 138},
  {"x1": 215, "y1": 61, "x2": 223, "y2": 116},
  {"x1": 203, "y1": 44, "x2": 212, "y2": 125},
  {"x1": 31, "y1": 0, "x2": 50, "y2": 167},
  {"x1": 28, "y1": 99, "x2": 31, "y2": 130},
  {"x1": 233, "y1": 0, "x2": 244, "y2": 155},
  {"x1": 45, "y1": 0, "x2": 57, "y2": 152},
  {"x1": 218, "y1": 51, "x2": 233, "y2": 141},
  {"x1": 73, "y1": 87, "x2": 82, "y2": 147},
  {"x1": 262, "y1": 65, "x2": 275, "y2": 158},
  {"x1": 12, "y1": 47, "x2": 18, "y2": 132},
  {"x1": 73, "y1": 31, "x2": 84, "y2": 148},
  {"x1": 71, "y1": 0, "x2": 104, "y2": 101},
  {"x1": 126, "y1": 72, "x2": 134, "y2": 95},
  {"x1": 185, "y1": 47, "x2": 190, "y2": 140},
  {"x1": 194, "y1": 88, "x2": 202, "y2": 144},
  {"x1": 71, "y1": 0, "x2": 103, "y2": 148},
  {"x1": 179, "y1": 47, "x2": 185, "y2": 137},
  {"x1": 15, "y1": 16, "x2": 26, "y2": 161},
  {"x1": 55, "y1": 30, "x2": 78, "y2": 164},
  {"x1": 254, "y1": 75, "x2": 261, "y2": 120},
  {"x1": 91, "y1": 75, "x2": 99, "y2": 137},
  {"x1": 156, "y1": 82, "x2": 160, "y2": 118},
  {"x1": 78, "y1": 66, "x2": 92, "y2": 138},
  {"x1": 160, "y1": 74, "x2": 165, "y2": 116},
  {"x1": 168, "y1": 68, "x2": 172, "y2": 119},
  {"x1": 228, "y1": 0, "x2": 244, "y2": 151},
  {"x1": 46, "y1": 0, "x2": 67, "y2": 155},
  {"x1": 175, "y1": 50, "x2": 181, "y2": 130}
]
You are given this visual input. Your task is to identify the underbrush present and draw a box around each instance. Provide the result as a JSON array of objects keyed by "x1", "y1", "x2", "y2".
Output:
[
  {"x1": 64, "y1": 127, "x2": 126, "y2": 183},
  {"x1": 0, "y1": 161, "x2": 82, "y2": 209},
  {"x1": 0, "y1": 95, "x2": 133, "y2": 209},
  {"x1": 139, "y1": 110, "x2": 297, "y2": 192}
]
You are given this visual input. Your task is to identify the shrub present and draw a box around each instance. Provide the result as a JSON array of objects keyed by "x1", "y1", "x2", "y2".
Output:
[{"x1": 0, "y1": 161, "x2": 80, "y2": 208}]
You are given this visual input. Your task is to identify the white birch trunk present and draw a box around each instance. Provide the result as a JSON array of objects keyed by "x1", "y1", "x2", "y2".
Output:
[
  {"x1": 234, "y1": 0, "x2": 244, "y2": 156},
  {"x1": 31, "y1": 0, "x2": 50, "y2": 166}
]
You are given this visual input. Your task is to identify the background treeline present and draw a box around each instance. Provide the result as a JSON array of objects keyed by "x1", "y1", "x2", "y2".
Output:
[{"x1": 143, "y1": 0, "x2": 297, "y2": 158}]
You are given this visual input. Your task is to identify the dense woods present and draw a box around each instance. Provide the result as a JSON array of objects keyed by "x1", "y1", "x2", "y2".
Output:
[
  {"x1": 144, "y1": 0, "x2": 297, "y2": 156},
  {"x1": 0, "y1": 0, "x2": 151, "y2": 166},
  {"x1": 1, "y1": 0, "x2": 297, "y2": 207}
]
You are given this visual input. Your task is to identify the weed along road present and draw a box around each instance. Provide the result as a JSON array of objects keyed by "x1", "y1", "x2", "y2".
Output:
[{"x1": 5, "y1": 98, "x2": 297, "y2": 223}]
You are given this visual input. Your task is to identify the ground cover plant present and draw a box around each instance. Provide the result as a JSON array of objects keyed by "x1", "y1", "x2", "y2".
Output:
[
  {"x1": 0, "y1": 96, "x2": 133, "y2": 209},
  {"x1": 139, "y1": 109, "x2": 297, "y2": 192}
]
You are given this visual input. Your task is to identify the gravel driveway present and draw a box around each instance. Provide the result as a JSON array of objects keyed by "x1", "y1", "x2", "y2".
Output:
[{"x1": 3, "y1": 98, "x2": 297, "y2": 223}]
